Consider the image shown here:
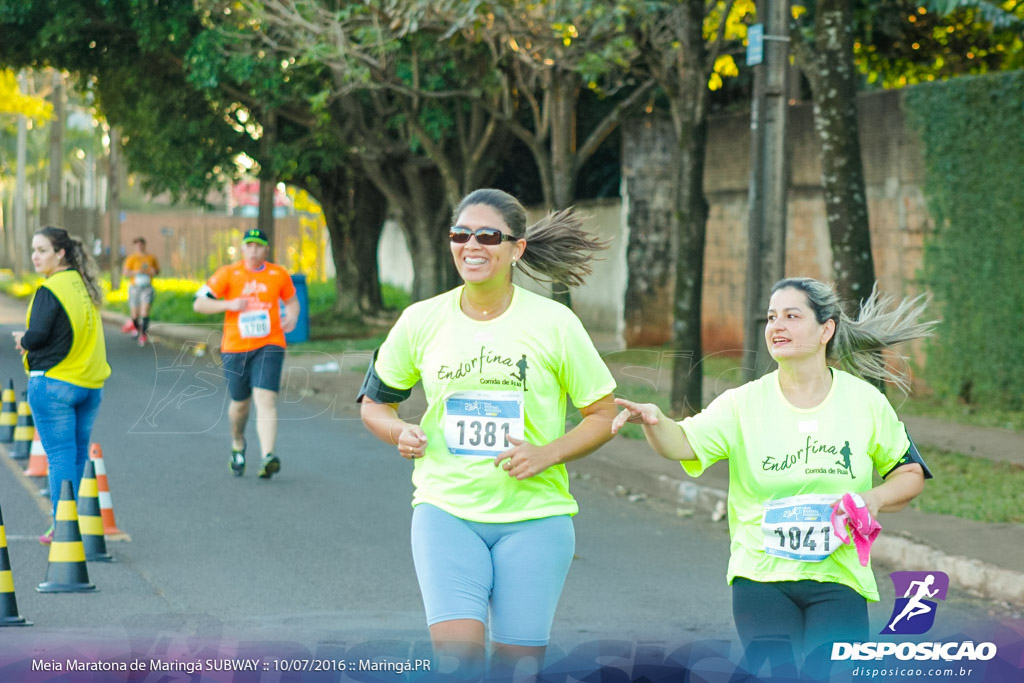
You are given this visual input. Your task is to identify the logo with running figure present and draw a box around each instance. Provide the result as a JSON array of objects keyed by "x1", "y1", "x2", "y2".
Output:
[
  {"x1": 510, "y1": 353, "x2": 529, "y2": 392},
  {"x1": 882, "y1": 571, "x2": 949, "y2": 635},
  {"x1": 836, "y1": 440, "x2": 855, "y2": 479}
]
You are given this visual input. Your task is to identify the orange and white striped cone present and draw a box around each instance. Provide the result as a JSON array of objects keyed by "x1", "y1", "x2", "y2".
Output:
[
  {"x1": 36, "y1": 480, "x2": 97, "y2": 593},
  {"x1": 0, "y1": 380, "x2": 17, "y2": 444},
  {"x1": 11, "y1": 394, "x2": 33, "y2": 460},
  {"x1": 23, "y1": 432, "x2": 48, "y2": 477},
  {"x1": 0, "y1": 505, "x2": 31, "y2": 626},
  {"x1": 89, "y1": 443, "x2": 129, "y2": 541},
  {"x1": 77, "y1": 461, "x2": 113, "y2": 562}
]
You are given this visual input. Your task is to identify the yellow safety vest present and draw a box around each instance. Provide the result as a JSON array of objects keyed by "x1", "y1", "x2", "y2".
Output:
[{"x1": 25, "y1": 270, "x2": 111, "y2": 388}]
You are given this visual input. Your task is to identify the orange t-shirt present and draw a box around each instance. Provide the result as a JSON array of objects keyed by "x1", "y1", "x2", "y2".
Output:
[
  {"x1": 204, "y1": 262, "x2": 296, "y2": 353},
  {"x1": 124, "y1": 253, "x2": 160, "y2": 278}
]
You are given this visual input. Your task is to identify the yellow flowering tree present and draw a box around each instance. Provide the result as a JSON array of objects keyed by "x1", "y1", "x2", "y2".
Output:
[
  {"x1": 0, "y1": 69, "x2": 54, "y2": 120},
  {"x1": 286, "y1": 187, "x2": 328, "y2": 282}
]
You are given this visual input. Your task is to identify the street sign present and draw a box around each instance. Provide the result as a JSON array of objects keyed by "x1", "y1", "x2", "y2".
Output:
[{"x1": 747, "y1": 24, "x2": 764, "y2": 67}]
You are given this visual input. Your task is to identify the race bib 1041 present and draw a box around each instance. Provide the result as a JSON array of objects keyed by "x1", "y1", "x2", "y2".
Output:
[
  {"x1": 761, "y1": 494, "x2": 839, "y2": 563},
  {"x1": 444, "y1": 391, "x2": 524, "y2": 457}
]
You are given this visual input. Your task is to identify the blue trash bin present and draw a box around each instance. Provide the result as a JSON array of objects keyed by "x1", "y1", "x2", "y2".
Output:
[{"x1": 284, "y1": 273, "x2": 310, "y2": 344}]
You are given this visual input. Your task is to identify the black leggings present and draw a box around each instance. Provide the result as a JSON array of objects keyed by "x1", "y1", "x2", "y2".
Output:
[{"x1": 732, "y1": 577, "x2": 868, "y2": 680}]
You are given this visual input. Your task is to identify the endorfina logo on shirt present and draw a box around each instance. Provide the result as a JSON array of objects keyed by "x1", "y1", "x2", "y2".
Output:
[
  {"x1": 241, "y1": 280, "x2": 269, "y2": 297},
  {"x1": 832, "y1": 570, "x2": 997, "y2": 663},
  {"x1": 761, "y1": 435, "x2": 858, "y2": 479},
  {"x1": 436, "y1": 346, "x2": 530, "y2": 391}
]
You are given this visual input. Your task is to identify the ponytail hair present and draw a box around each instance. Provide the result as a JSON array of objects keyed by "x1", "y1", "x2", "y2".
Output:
[
  {"x1": 36, "y1": 226, "x2": 104, "y2": 307},
  {"x1": 771, "y1": 277, "x2": 937, "y2": 392},
  {"x1": 452, "y1": 189, "x2": 609, "y2": 289}
]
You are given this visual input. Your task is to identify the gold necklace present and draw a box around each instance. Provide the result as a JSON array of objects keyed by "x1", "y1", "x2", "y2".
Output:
[{"x1": 464, "y1": 288, "x2": 512, "y2": 318}]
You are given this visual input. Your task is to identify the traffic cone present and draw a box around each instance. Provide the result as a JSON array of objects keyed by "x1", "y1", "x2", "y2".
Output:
[
  {"x1": 23, "y1": 432, "x2": 48, "y2": 477},
  {"x1": 0, "y1": 506, "x2": 31, "y2": 626},
  {"x1": 0, "y1": 380, "x2": 16, "y2": 443},
  {"x1": 77, "y1": 461, "x2": 113, "y2": 562},
  {"x1": 36, "y1": 480, "x2": 96, "y2": 593},
  {"x1": 89, "y1": 444, "x2": 129, "y2": 541},
  {"x1": 12, "y1": 394, "x2": 33, "y2": 460}
]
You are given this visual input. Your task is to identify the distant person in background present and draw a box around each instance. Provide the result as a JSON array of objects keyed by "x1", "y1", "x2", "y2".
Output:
[
  {"x1": 13, "y1": 226, "x2": 110, "y2": 544},
  {"x1": 193, "y1": 229, "x2": 299, "y2": 479},
  {"x1": 123, "y1": 237, "x2": 160, "y2": 346}
]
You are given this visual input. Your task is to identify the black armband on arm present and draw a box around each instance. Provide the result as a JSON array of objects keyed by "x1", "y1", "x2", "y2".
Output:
[
  {"x1": 883, "y1": 428, "x2": 934, "y2": 480},
  {"x1": 356, "y1": 349, "x2": 412, "y2": 404}
]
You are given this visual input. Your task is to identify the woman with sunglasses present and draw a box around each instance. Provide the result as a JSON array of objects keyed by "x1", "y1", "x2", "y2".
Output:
[{"x1": 359, "y1": 188, "x2": 617, "y2": 676}]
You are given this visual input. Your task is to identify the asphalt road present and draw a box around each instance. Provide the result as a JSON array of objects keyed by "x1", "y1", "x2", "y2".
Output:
[{"x1": 0, "y1": 298, "x2": 1017, "y2": 681}]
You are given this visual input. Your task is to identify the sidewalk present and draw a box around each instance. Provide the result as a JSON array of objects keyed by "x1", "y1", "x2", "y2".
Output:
[{"x1": 128, "y1": 313, "x2": 1024, "y2": 610}]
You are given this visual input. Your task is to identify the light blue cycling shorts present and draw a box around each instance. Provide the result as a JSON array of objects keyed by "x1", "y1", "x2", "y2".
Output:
[{"x1": 410, "y1": 503, "x2": 575, "y2": 646}]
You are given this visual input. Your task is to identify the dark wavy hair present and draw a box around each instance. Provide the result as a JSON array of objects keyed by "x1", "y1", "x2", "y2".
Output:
[{"x1": 35, "y1": 226, "x2": 103, "y2": 307}]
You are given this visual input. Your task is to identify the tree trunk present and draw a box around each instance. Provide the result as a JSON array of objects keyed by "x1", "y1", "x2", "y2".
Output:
[
  {"x1": 547, "y1": 68, "x2": 580, "y2": 307},
  {"x1": 363, "y1": 157, "x2": 455, "y2": 302},
  {"x1": 807, "y1": 0, "x2": 876, "y2": 306},
  {"x1": 622, "y1": 116, "x2": 675, "y2": 347},
  {"x1": 667, "y1": 3, "x2": 710, "y2": 418},
  {"x1": 46, "y1": 70, "x2": 64, "y2": 228},
  {"x1": 257, "y1": 108, "x2": 277, "y2": 258},
  {"x1": 669, "y1": 113, "x2": 709, "y2": 418},
  {"x1": 351, "y1": 177, "x2": 387, "y2": 314},
  {"x1": 315, "y1": 168, "x2": 386, "y2": 319},
  {"x1": 108, "y1": 127, "x2": 122, "y2": 290}
]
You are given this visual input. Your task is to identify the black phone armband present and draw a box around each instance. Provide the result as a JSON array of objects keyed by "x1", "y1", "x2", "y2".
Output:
[{"x1": 356, "y1": 349, "x2": 412, "y2": 404}]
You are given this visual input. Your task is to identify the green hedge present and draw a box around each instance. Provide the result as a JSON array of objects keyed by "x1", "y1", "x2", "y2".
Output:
[{"x1": 904, "y1": 71, "x2": 1024, "y2": 409}]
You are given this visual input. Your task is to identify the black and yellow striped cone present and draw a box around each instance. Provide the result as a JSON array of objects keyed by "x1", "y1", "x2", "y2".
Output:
[
  {"x1": 0, "y1": 506, "x2": 31, "y2": 626},
  {"x1": 0, "y1": 380, "x2": 16, "y2": 443},
  {"x1": 12, "y1": 393, "x2": 34, "y2": 460},
  {"x1": 77, "y1": 462, "x2": 113, "y2": 562},
  {"x1": 36, "y1": 480, "x2": 96, "y2": 593}
]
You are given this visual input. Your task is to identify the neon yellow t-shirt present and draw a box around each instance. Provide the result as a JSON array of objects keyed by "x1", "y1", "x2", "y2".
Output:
[
  {"x1": 679, "y1": 369, "x2": 909, "y2": 600},
  {"x1": 374, "y1": 285, "x2": 616, "y2": 523}
]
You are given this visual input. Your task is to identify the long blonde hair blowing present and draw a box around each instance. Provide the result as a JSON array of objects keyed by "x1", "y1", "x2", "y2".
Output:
[
  {"x1": 772, "y1": 277, "x2": 937, "y2": 392},
  {"x1": 37, "y1": 226, "x2": 104, "y2": 307},
  {"x1": 453, "y1": 189, "x2": 609, "y2": 289}
]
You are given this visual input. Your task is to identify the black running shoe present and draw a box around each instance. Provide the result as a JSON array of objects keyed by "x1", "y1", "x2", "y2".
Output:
[
  {"x1": 258, "y1": 453, "x2": 280, "y2": 479},
  {"x1": 230, "y1": 443, "x2": 246, "y2": 476}
]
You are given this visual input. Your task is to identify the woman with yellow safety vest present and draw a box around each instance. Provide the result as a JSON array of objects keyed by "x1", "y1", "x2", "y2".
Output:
[{"x1": 13, "y1": 227, "x2": 110, "y2": 544}]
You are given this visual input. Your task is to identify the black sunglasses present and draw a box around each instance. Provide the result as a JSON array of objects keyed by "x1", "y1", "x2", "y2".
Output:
[{"x1": 449, "y1": 226, "x2": 518, "y2": 246}]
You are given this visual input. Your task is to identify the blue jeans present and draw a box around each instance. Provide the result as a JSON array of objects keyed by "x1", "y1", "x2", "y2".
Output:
[{"x1": 27, "y1": 376, "x2": 103, "y2": 520}]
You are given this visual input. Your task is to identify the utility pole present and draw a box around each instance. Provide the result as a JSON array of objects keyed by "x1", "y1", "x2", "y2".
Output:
[{"x1": 742, "y1": 0, "x2": 791, "y2": 381}]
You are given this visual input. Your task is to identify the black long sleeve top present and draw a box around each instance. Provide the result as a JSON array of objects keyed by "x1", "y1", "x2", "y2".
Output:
[{"x1": 21, "y1": 287, "x2": 74, "y2": 372}]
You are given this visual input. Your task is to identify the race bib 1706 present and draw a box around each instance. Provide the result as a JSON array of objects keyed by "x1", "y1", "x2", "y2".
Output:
[
  {"x1": 238, "y1": 309, "x2": 271, "y2": 338},
  {"x1": 761, "y1": 494, "x2": 839, "y2": 563},
  {"x1": 444, "y1": 391, "x2": 524, "y2": 457}
]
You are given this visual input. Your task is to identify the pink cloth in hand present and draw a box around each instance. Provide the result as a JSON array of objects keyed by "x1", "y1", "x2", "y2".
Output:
[{"x1": 830, "y1": 492, "x2": 882, "y2": 567}]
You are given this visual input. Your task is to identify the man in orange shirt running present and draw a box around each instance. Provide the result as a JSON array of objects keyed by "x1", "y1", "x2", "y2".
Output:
[{"x1": 193, "y1": 229, "x2": 300, "y2": 479}]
